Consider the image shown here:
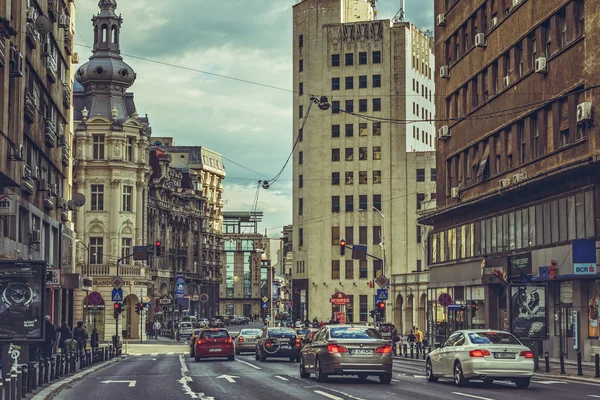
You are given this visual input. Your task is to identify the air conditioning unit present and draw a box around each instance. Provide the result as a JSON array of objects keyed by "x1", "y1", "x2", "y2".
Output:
[
  {"x1": 9, "y1": 48, "x2": 23, "y2": 78},
  {"x1": 534, "y1": 57, "x2": 547, "y2": 74},
  {"x1": 436, "y1": 13, "x2": 446, "y2": 26},
  {"x1": 499, "y1": 178, "x2": 511, "y2": 188},
  {"x1": 42, "y1": 37, "x2": 51, "y2": 57},
  {"x1": 30, "y1": 229, "x2": 41, "y2": 244},
  {"x1": 32, "y1": 166, "x2": 39, "y2": 180},
  {"x1": 11, "y1": 142, "x2": 24, "y2": 161},
  {"x1": 475, "y1": 33, "x2": 486, "y2": 47},
  {"x1": 58, "y1": 14, "x2": 69, "y2": 28},
  {"x1": 491, "y1": 16, "x2": 498, "y2": 27},
  {"x1": 58, "y1": 134, "x2": 66, "y2": 147},
  {"x1": 438, "y1": 125, "x2": 450, "y2": 139},
  {"x1": 451, "y1": 187, "x2": 460, "y2": 199},
  {"x1": 577, "y1": 102, "x2": 593, "y2": 124},
  {"x1": 52, "y1": 184, "x2": 59, "y2": 196},
  {"x1": 513, "y1": 171, "x2": 528, "y2": 183},
  {"x1": 22, "y1": 165, "x2": 32, "y2": 179},
  {"x1": 39, "y1": 178, "x2": 49, "y2": 192},
  {"x1": 26, "y1": 7, "x2": 36, "y2": 22},
  {"x1": 440, "y1": 65, "x2": 449, "y2": 78},
  {"x1": 503, "y1": 75, "x2": 510, "y2": 88}
]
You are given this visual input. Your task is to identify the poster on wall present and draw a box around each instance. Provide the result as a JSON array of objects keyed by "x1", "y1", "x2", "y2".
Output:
[
  {"x1": 0, "y1": 260, "x2": 46, "y2": 342},
  {"x1": 510, "y1": 284, "x2": 547, "y2": 339},
  {"x1": 589, "y1": 283, "x2": 599, "y2": 338}
]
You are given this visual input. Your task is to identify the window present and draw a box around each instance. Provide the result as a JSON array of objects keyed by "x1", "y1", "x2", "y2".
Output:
[
  {"x1": 345, "y1": 53, "x2": 354, "y2": 66},
  {"x1": 345, "y1": 260, "x2": 354, "y2": 279},
  {"x1": 332, "y1": 148, "x2": 340, "y2": 162},
  {"x1": 332, "y1": 124, "x2": 340, "y2": 138},
  {"x1": 299, "y1": 175, "x2": 303, "y2": 188},
  {"x1": 532, "y1": 114, "x2": 539, "y2": 158},
  {"x1": 373, "y1": 259, "x2": 383, "y2": 278},
  {"x1": 373, "y1": 226, "x2": 381, "y2": 245},
  {"x1": 298, "y1": 198, "x2": 303, "y2": 215},
  {"x1": 299, "y1": 151, "x2": 303, "y2": 165},
  {"x1": 372, "y1": 51, "x2": 381, "y2": 64},
  {"x1": 345, "y1": 226, "x2": 354, "y2": 245},
  {"x1": 345, "y1": 148, "x2": 354, "y2": 161},
  {"x1": 359, "y1": 123, "x2": 368, "y2": 136},
  {"x1": 332, "y1": 101, "x2": 340, "y2": 114},
  {"x1": 121, "y1": 238, "x2": 132, "y2": 262},
  {"x1": 576, "y1": 0, "x2": 585, "y2": 36},
  {"x1": 345, "y1": 172, "x2": 354, "y2": 185},
  {"x1": 332, "y1": 54, "x2": 340, "y2": 67},
  {"x1": 123, "y1": 185, "x2": 133, "y2": 212},
  {"x1": 92, "y1": 135, "x2": 105, "y2": 160},
  {"x1": 416, "y1": 168, "x2": 425, "y2": 182},
  {"x1": 126, "y1": 137, "x2": 134, "y2": 161},
  {"x1": 373, "y1": 74, "x2": 381, "y2": 88},
  {"x1": 417, "y1": 226, "x2": 422, "y2": 244},
  {"x1": 431, "y1": 168, "x2": 437, "y2": 181},
  {"x1": 345, "y1": 124, "x2": 354, "y2": 137},
  {"x1": 299, "y1": 59, "x2": 303, "y2": 72},
  {"x1": 332, "y1": 172, "x2": 340, "y2": 185},
  {"x1": 332, "y1": 78, "x2": 340, "y2": 90},
  {"x1": 332, "y1": 260, "x2": 340, "y2": 279},
  {"x1": 332, "y1": 196, "x2": 340, "y2": 212},
  {"x1": 543, "y1": 21, "x2": 552, "y2": 57},
  {"x1": 345, "y1": 195, "x2": 353, "y2": 212},
  {"x1": 373, "y1": 122, "x2": 381, "y2": 136},
  {"x1": 559, "y1": 99, "x2": 569, "y2": 147},
  {"x1": 345, "y1": 100, "x2": 354, "y2": 113},
  {"x1": 516, "y1": 44, "x2": 523, "y2": 77},
  {"x1": 299, "y1": 82, "x2": 304, "y2": 95},
  {"x1": 517, "y1": 122, "x2": 525, "y2": 164},
  {"x1": 359, "y1": 171, "x2": 367, "y2": 184},
  {"x1": 359, "y1": 99, "x2": 367, "y2": 112},
  {"x1": 373, "y1": 170, "x2": 381, "y2": 184},
  {"x1": 299, "y1": 34, "x2": 303, "y2": 48},
  {"x1": 373, "y1": 98, "x2": 381, "y2": 111},
  {"x1": 359, "y1": 51, "x2": 367, "y2": 65},
  {"x1": 373, "y1": 194, "x2": 381, "y2": 210},
  {"x1": 359, "y1": 147, "x2": 367, "y2": 160},
  {"x1": 89, "y1": 237, "x2": 104, "y2": 264},
  {"x1": 298, "y1": 128, "x2": 303, "y2": 142},
  {"x1": 373, "y1": 146, "x2": 381, "y2": 160},
  {"x1": 559, "y1": 9, "x2": 567, "y2": 48},
  {"x1": 359, "y1": 261, "x2": 368, "y2": 279},
  {"x1": 91, "y1": 185, "x2": 104, "y2": 211},
  {"x1": 345, "y1": 76, "x2": 354, "y2": 89},
  {"x1": 530, "y1": 36, "x2": 537, "y2": 70},
  {"x1": 359, "y1": 75, "x2": 367, "y2": 88},
  {"x1": 417, "y1": 193, "x2": 425, "y2": 210},
  {"x1": 332, "y1": 227, "x2": 340, "y2": 244},
  {"x1": 299, "y1": 105, "x2": 303, "y2": 118}
]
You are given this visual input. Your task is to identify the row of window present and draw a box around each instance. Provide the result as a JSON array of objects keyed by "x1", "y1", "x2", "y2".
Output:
[
  {"x1": 413, "y1": 126, "x2": 433, "y2": 146},
  {"x1": 331, "y1": 51, "x2": 382, "y2": 67},
  {"x1": 300, "y1": 99, "x2": 382, "y2": 118},
  {"x1": 91, "y1": 134, "x2": 136, "y2": 161},
  {"x1": 412, "y1": 78, "x2": 433, "y2": 101},
  {"x1": 331, "y1": 259, "x2": 383, "y2": 280},
  {"x1": 413, "y1": 102, "x2": 432, "y2": 121},
  {"x1": 88, "y1": 237, "x2": 134, "y2": 265},
  {"x1": 24, "y1": 138, "x2": 64, "y2": 198},
  {"x1": 90, "y1": 184, "x2": 134, "y2": 212},
  {"x1": 429, "y1": 190, "x2": 594, "y2": 264},
  {"x1": 331, "y1": 194, "x2": 382, "y2": 213},
  {"x1": 417, "y1": 168, "x2": 437, "y2": 182},
  {"x1": 331, "y1": 123, "x2": 383, "y2": 138},
  {"x1": 411, "y1": 53, "x2": 432, "y2": 79},
  {"x1": 445, "y1": 1, "x2": 584, "y2": 120},
  {"x1": 331, "y1": 75, "x2": 381, "y2": 91}
]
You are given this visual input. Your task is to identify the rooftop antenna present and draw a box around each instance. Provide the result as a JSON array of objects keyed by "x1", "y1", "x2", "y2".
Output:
[{"x1": 393, "y1": 0, "x2": 405, "y2": 22}]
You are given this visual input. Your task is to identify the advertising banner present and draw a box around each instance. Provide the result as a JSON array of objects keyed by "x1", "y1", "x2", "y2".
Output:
[
  {"x1": 0, "y1": 260, "x2": 46, "y2": 342},
  {"x1": 510, "y1": 284, "x2": 547, "y2": 339},
  {"x1": 272, "y1": 283, "x2": 280, "y2": 300},
  {"x1": 175, "y1": 274, "x2": 185, "y2": 298}
]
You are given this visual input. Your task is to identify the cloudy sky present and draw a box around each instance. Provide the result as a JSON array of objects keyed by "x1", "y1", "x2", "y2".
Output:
[{"x1": 74, "y1": 0, "x2": 434, "y2": 237}]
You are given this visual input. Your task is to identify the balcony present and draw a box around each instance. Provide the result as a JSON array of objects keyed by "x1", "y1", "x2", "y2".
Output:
[
  {"x1": 61, "y1": 146, "x2": 70, "y2": 166},
  {"x1": 62, "y1": 83, "x2": 71, "y2": 108},
  {"x1": 26, "y1": 23, "x2": 39, "y2": 49},
  {"x1": 21, "y1": 166, "x2": 34, "y2": 194},
  {"x1": 82, "y1": 265, "x2": 110, "y2": 276},
  {"x1": 24, "y1": 90, "x2": 36, "y2": 123},
  {"x1": 45, "y1": 121, "x2": 56, "y2": 147},
  {"x1": 46, "y1": 55, "x2": 57, "y2": 83},
  {"x1": 64, "y1": 31, "x2": 72, "y2": 55},
  {"x1": 48, "y1": 0, "x2": 58, "y2": 21},
  {"x1": 120, "y1": 266, "x2": 141, "y2": 277},
  {"x1": 392, "y1": 270, "x2": 430, "y2": 285}
]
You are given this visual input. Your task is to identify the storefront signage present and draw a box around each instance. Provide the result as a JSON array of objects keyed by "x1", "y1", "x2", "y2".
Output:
[
  {"x1": 175, "y1": 275, "x2": 185, "y2": 298},
  {"x1": 330, "y1": 292, "x2": 350, "y2": 305},
  {"x1": 574, "y1": 263, "x2": 598, "y2": 275},
  {"x1": 509, "y1": 284, "x2": 548, "y2": 339},
  {"x1": 573, "y1": 239, "x2": 596, "y2": 275},
  {"x1": 92, "y1": 280, "x2": 146, "y2": 286},
  {"x1": 0, "y1": 195, "x2": 16, "y2": 216}
]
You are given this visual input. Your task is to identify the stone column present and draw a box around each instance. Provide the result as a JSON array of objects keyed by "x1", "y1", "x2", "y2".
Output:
[
  {"x1": 109, "y1": 179, "x2": 121, "y2": 267},
  {"x1": 135, "y1": 182, "x2": 144, "y2": 246}
]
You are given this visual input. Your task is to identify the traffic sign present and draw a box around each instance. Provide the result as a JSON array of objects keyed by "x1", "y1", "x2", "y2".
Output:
[
  {"x1": 261, "y1": 302, "x2": 268, "y2": 309},
  {"x1": 111, "y1": 288, "x2": 123, "y2": 302},
  {"x1": 262, "y1": 296, "x2": 269, "y2": 303},
  {"x1": 110, "y1": 276, "x2": 124, "y2": 290},
  {"x1": 145, "y1": 296, "x2": 150, "y2": 303},
  {"x1": 376, "y1": 288, "x2": 388, "y2": 301},
  {"x1": 88, "y1": 291, "x2": 103, "y2": 306},
  {"x1": 162, "y1": 305, "x2": 170, "y2": 313},
  {"x1": 133, "y1": 246, "x2": 148, "y2": 261},
  {"x1": 200, "y1": 293, "x2": 209, "y2": 303},
  {"x1": 438, "y1": 292, "x2": 452, "y2": 307},
  {"x1": 375, "y1": 274, "x2": 389, "y2": 289}
]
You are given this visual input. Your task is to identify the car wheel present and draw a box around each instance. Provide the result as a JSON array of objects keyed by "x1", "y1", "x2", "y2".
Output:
[
  {"x1": 289, "y1": 357, "x2": 295, "y2": 362},
  {"x1": 260, "y1": 350, "x2": 266, "y2": 362},
  {"x1": 379, "y1": 373, "x2": 392, "y2": 384},
  {"x1": 235, "y1": 348, "x2": 240, "y2": 355},
  {"x1": 453, "y1": 361, "x2": 467, "y2": 387},
  {"x1": 194, "y1": 356, "x2": 201, "y2": 362},
  {"x1": 425, "y1": 358, "x2": 438, "y2": 382},
  {"x1": 483, "y1": 378, "x2": 494, "y2": 386},
  {"x1": 514, "y1": 378, "x2": 531, "y2": 389},
  {"x1": 228, "y1": 355, "x2": 235, "y2": 361},
  {"x1": 255, "y1": 352, "x2": 260, "y2": 361},
  {"x1": 299, "y1": 357, "x2": 310, "y2": 378},
  {"x1": 358, "y1": 373, "x2": 368, "y2": 382},
  {"x1": 315, "y1": 357, "x2": 327, "y2": 383}
]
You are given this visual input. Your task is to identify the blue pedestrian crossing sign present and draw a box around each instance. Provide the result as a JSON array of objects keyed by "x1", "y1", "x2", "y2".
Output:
[
  {"x1": 111, "y1": 288, "x2": 123, "y2": 302},
  {"x1": 375, "y1": 289, "x2": 388, "y2": 302}
]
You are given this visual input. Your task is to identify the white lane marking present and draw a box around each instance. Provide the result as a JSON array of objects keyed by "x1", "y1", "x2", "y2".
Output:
[
  {"x1": 452, "y1": 393, "x2": 495, "y2": 400},
  {"x1": 168, "y1": 352, "x2": 174, "y2": 355},
  {"x1": 314, "y1": 390, "x2": 344, "y2": 400},
  {"x1": 587, "y1": 396, "x2": 600, "y2": 398},
  {"x1": 236, "y1": 358, "x2": 262, "y2": 370},
  {"x1": 413, "y1": 374, "x2": 426, "y2": 378},
  {"x1": 275, "y1": 376, "x2": 288, "y2": 381},
  {"x1": 101, "y1": 380, "x2": 136, "y2": 387},
  {"x1": 322, "y1": 387, "x2": 367, "y2": 400},
  {"x1": 152, "y1": 358, "x2": 157, "y2": 361},
  {"x1": 179, "y1": 354, "x2": 189, "y2": 374},
  {"x1": 151, "y1": 353, "x2": 158, "y2": 356},
  {"x1": 531, "y1": 380, "x2": 568, "y2": 385},
  {"x1": 392, "y1": 379, "x2": 400, "y2": 382},
  {"x1": 216, "y1": 374, "x2": 239, "y2": 383}
]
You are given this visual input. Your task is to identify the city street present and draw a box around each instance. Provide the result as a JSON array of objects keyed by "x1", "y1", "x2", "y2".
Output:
[{"x1": 51, "y1": 345, "x2": 600, "y2": 400}]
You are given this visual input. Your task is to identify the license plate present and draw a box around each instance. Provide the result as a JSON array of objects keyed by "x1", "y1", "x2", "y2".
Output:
[
  {"x1": 280, "y1": 344, "x2": 290, "y2": 349},
  {"x1": 351, "y1": 349, "x2": 373, "y2": 356},
  {"x1": 209, "y1": 348, "x2": 222, "y2": 352},
  {"x1": 494, "y1": 352, "x2": 515, "y2": 359}
]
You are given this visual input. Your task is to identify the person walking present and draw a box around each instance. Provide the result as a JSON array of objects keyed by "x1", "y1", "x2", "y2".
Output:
[
  {"x1": 407, "y1": 330, "x2": 417, "y2": 352},
  {"x1": 153, "y1": 320, "x2": 161, "y2": 340},
  {"x1": 73, "y1": 321, "x2": 85, "y2": 357},
  {"x1": 145, "y1": 319, "x2": 152, "y2": 340},
  {"x1": 57, "y1": 322, "x2": 71, "y2": 353},
  {"x1": 42, "y1": 316, "x2": 56, "y2": 359},
  {"x1": 414, "y1": 327, "x2": 424, "y2": 351}
]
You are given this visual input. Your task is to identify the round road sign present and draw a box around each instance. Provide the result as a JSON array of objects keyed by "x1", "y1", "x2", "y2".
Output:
[
  {"x1": 438, "y1": 292, "x2": 452, "y2": 307},
  {"x1": 200, "y1": 293, "x2": 209, "y2": 303},
  {"x1": 88, "y1": 291, "x2": 103, "y2": 306}
]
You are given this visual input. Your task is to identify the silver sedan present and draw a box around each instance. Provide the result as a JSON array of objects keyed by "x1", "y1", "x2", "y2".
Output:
[
  {"x1": 426, "y1": 329, "x2": 535, "y2": 388},
  {"x1": 299, "y1": 325, "x2": 393, "y2": 383},
  {"x1": 233, "y1": 328, "x2": 262, "y2": 354}
]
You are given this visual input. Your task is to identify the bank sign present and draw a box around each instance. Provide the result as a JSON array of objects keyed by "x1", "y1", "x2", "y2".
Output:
[
  {"x1": 0, "y1": 195, "x2": 16, "y2": 216},
  {"x1": 573, "y1": 239, "x2": 597, "y2": 275},
  {"x1": 574, "y1": 263, "x2": 598, "y2": 275}
]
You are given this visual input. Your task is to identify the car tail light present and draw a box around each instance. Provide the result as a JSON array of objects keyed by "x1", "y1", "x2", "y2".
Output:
[
  {"x1": 375, "y1": 345, "x2": 392, "y2": 353},
  {"x1": 469, "y1": 349, "x2": 491, "y2": 357},
  {"x1": 520, "y1": 351, "x2": 534, "y2": 359},
  {"x1": 295, "y1": 338, "x2": 301, "y2": 347},
  {"x1": 226, "y1": 338, "x2": 232, "y2": 343},
  {"x1": 239, "y1": 336, "x2": 244, "y2": 343},
  {"x1": 327, "y1": 344, "x2": 348, "y2": 353},
  {"x1": 265, "y1": 342, "x2": 271, "y2": 347},
  {"x1": 196, "y1": 339, "x2": 204, "y2": 345}
]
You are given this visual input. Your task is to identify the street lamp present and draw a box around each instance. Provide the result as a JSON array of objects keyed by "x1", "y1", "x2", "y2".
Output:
[{"x1": 257, "y1": 248, "x2": 277, "y2": 326}]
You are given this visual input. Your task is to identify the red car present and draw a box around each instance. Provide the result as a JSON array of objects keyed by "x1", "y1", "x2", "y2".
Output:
[{"x1": 194, "y1": 329, "x2": 235, "y2": 361}]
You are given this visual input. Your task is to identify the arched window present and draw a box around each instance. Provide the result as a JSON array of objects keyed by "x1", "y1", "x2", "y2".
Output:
[
  {"x1": 94, "y1": 26, "x2": 99, "y2": 44},
  {"x1": 111, "y1": 26, "x2": 117, "y2": 44},
  {"x1": 102, "y1": 24, "x2": 108, "y2": 42}
]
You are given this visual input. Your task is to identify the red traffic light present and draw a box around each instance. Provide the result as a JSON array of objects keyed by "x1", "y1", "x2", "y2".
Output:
[
  {"x1": 155, "y1": 240, "x2": 161, "y2": 247},
  {"x1": 377, "y1": 301, "x2": 386, "y2": 309},
  {"x1": 340, "y1": 239, "x2": 346, "y2": 247},
  {"x1": 471, "y1": 302, "x2": 477, "y2": 309},
  {"x1": 114, "y1": 303, "x2": 119, "y2": 310}
]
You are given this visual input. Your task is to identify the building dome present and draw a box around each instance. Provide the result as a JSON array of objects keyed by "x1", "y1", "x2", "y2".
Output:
[{"x1": 75, "y1": 57, "x2": 136, "y2": 89}]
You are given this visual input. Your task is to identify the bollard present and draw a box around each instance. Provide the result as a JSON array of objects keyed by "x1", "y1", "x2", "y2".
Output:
[
  {"x1": 55, "y1": 355, "x2": 61, "y2": 378},
  {"x1": 71, "y1": 352, "x2": 76, "y2": 373},
  {"x1": 577, "y1": 351, "x2": 583, "y2": 376},
  {"x1": 545, "y1": 351, "x2": 550, "y2": 373},
  {"x1": 410, "y1": 346, "x2": 414, "y2": 359},
  {"x1": 109, "y1": 345, "x2": 113, "y2": 359},
  {"x1": 22, "y1": 364, "x2": 29, "y2": 395},
  {"x1": 43, "y1": 359, "x2": 50, "y2": 384},
  {"x1": 38, "y1": 359, "x2": 44, "y2": 387},
  {"x1": 50, "y1": 357, "x2": 56, "y2": 380},
  {"x1": 28, "y1": 362, "x2": 37, "y2": 391},
  {"x1": 5, "y1": 374, "x2": 11, "y2": 400},
  {"x1": 560, "y1": 351, "x2": 566, "y2": 375},
  {"x1": 16, "y1": 366, "x2": 22, "y2": 400},
  {"x1": 10, "y1": 372, "x2": 17, "y2": 400},
  {"x1": 423, "y1": 347, "x2": 427, "y2": 360},
  {"x1": 65, "y1": 353, "x2": 71, "y2": 375}
]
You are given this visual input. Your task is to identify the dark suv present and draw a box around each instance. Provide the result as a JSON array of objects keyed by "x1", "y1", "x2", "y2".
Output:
[{"x1": 255, "y1": 327, "x2": 301, "y2": 362}]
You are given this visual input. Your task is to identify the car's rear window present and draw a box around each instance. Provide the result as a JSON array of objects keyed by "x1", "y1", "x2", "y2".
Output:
[
  {"x1": 379, "y1": 324, "x2": 394, "y2": 333},
  {"x1": 201, "y1": 330, "x2": 229, "y2": 339},
  {"x1": 330, "y1": 327, "x2": 382, "y2": 339},
  {"x1": 240, "y1": 329, "x2": 261, "y2": 336},
  {"x1": 296, "y1": 329, "x2": 309, "y2": 335},
  {"x1": 267, "y1": 329, "x2": 296, "y2": 338},
  {"x1": 469, "y1": 332, "x2": 521, "y2": 345}
]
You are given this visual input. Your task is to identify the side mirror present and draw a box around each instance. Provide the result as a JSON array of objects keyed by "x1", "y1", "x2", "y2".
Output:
[
  {"x1": 231, "y1": 335, "x2": 236, "y2": 340},
  {"x1": 434, "y1": 343, "x2": 442, "y2": 349}
]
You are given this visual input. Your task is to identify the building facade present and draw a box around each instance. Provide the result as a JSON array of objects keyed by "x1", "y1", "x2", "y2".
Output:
[
  {"x1": 291, "y1": 0, "x2": 435, "y2": 332},
  {"x1": 423, "y1": 0, "x2": 599, "y2": 360},
  {"x1": 0, "y1": 0, "x2": 77, "y2": 329},
  {"x1": 72, "y1": 0, "x2": 152, "y2": 341}
]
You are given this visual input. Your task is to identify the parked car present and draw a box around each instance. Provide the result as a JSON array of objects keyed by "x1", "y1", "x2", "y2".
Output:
[
  {"x1": 209, "y1": 319, "x2": 225, "y2": 328},
  {"x1": 298, "y1": 328, "x2": 319, "y2": 350},
  {"x1": 425, "y1": 329, "x2": 534, "y2": 388},
  {"x1": 189, "y1": 329, "x2": 202, "y2": 357},
  {"x1": 299, "y1": 324, "x2": 393, "y2": 383},
  {"x1": 233, "y1": 328, "x2": 262, "y2": 355},
  {"x1": 197, "y1": 318, "x2": 209, "y2": 328},
  {"x1": 178, "y1": 322, "x2": 194, "y2": 340},
  {"x1": 255, "y1": 327, "x2": 301, "y2": 362},
  {"x1": 234, "y1": 316, "x2": 250, "y2": 325},
  {"x1": 194, "y1": 328, "x2": 234, "y2": 361}
]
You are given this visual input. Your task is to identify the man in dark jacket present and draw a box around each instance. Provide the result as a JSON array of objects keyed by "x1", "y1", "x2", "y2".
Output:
[
  {"x1": 73, "y1": 321, "x2": 85, "y2": 356},
  {"x1": 42, "y1": 316, "x2": 56, "y2": 358},
  {"x1": 57, "y1": 322, "x2": 71, "y2": 352}
]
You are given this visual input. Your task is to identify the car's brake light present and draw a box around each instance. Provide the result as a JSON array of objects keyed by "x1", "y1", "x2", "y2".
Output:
[
  {"x1": 196, "y1": 339, "x2": 204, "y2": 345},
  {"x1": 327, "y1": 344, "x2": 348, "y2": 353},
  {"x1": 520, "y1": 351, "x2": 534, "y2": 359},
  {"x1": 265, "y1": 342, "x2": 271, "y2": 347},
  {"x1": 226, "y1": 338, "x2": 232, "y2": 343},
  {"x1": 239, "y1": 336, "x2": 244, "y2": 343},
  {"x1": 375, "y1": 345, "x2": 392, "y2": 353},
  {"x1": 469, "y1": 349, "x2": 491, "y2": 357},
  {"x1": 295, "y1": 338, "x2": 301, "y2": 347}
]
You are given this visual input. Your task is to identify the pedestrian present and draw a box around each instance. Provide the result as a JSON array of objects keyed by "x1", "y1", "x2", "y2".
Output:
[
  {"x1": 414, "y1": 327, "x2": 424, "y2": 351},
  {"x1": 73, "y1": 321, "x2": 85, "y2": 356},
  {"x1": 407, "y1": 330, "x2": 416, "y2": 350},
  {"x1": 57, "y1": 322, "x2": 71, "y2": 352},
  {"x1": 145, "y1": 319, "x2": 152, "y2": 340},
  {"x1": 153, "y1": 320, "x2": 161, "y2": 339},
  {"x1": 312, "y1": 317, "x2": 319, "y2": 328},
  {"x1": 90, "y1": 328, "x2": 99, "y2": 349},
  {"x1": 42, "y1": 316, "x2": 56, "y2": 359},
  {"x1": 303, "y1": 317, "x2": 310, "y2": 328}
]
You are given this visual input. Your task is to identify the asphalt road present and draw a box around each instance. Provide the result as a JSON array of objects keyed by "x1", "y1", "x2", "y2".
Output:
[{"x1": 52, "y1": 348, "x2": 600, "y2": 400}]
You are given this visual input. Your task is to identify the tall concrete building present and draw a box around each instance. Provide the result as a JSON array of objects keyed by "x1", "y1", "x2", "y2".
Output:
[
  {"x1": 291, "y1": 0, "x2": 436, "y2": 332},
  {"x1": 72, "y1": 0, "x2": 152, "y2": 341},
  {"x1": 421, "y1": 0, "x2": 599, "y2": 359},
  {"x1": 0, "y1": 0, "x2": 77, "y2": 327}
]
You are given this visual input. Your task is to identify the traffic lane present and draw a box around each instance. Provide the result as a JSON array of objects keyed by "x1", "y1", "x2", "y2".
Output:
[{"x1": 53, "y1": 355, "x2": 188, "y2": 400}]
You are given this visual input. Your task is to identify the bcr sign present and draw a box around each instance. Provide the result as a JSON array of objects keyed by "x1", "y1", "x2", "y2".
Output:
[
  {"x1": 574, "y1": 263, "x2": 598, "y2": 275},
  {"x1": 0, "y1": 195, "x2": 15, "y2": 216}
]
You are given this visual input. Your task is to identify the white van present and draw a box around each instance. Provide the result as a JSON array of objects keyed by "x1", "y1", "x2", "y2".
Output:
[{"x1": 181, "y1": 316, "x2": 197, "y2": 324}]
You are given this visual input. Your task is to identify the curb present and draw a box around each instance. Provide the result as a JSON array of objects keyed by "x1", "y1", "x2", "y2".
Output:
[
  {"x1": 33, "y1": 356, "x2": 126, "y2": 400},
  {"x1": 533, "y1": 372, "x2": 600, "y2": 384}
]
